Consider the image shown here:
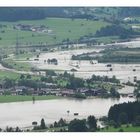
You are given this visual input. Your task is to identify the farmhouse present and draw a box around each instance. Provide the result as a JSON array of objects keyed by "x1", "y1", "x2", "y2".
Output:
[
  {"x1": 60, "y1": 89, "x2": 75, "y2": 96},
  {"x1": 13, "y1": 24, "x2": 52, "y2": 34},
  {"x1": 45, "y1": 83, "x2": 57, "y2": 88},
  {"x1": 77, "y1": 88, "x2": 106, "y2": 96}
]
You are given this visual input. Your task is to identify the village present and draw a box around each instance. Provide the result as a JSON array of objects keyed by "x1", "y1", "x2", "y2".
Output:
[
  {"x1": 13, "y1": 24, "x2": 53, "y2": 34},
  {"x1": 0, "y1": 82, "x2": 107, "y2": 98}
]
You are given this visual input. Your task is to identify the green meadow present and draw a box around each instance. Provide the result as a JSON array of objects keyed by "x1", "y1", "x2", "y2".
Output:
[
  {"x1": 0, "y1": 18, "x2": 109, "y2": 47},
  {"x1": 0, "y1": 95, "x2": 62, "y2": 103},
  {"x1": 100, "y1": 125, "x2": 140, "y2": 132}
]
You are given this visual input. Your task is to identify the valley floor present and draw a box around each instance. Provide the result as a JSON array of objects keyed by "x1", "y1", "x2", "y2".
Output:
[{"x1": 0, "y1": 95, "x2": 62, "y2": 103}]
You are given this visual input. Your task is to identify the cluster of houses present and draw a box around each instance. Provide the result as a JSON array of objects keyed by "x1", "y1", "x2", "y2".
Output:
[
  {"x1": 13, "y1": 24, "x2": 53, "y2": 34},
  {"x1": 0, "y1": 83, "x2": 107, "y2": 97},
  {"x1": 76, "y1": 88, "x2": 107, "y2": 96}
]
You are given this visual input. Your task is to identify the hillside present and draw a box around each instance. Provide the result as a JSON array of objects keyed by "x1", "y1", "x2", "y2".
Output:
[
  {"x1": 0, "y1": 17, "x2": 109, "y2": 47},
  {"x1": 1, "y1": 7, "x2": 140, "y2": 21}
]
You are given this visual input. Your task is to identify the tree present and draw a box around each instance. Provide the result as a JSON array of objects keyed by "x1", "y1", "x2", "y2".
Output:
[
  {"x1": 15, "y1": 127, "x2": 21, "y2": 132},
  {"x1": 68, "y1": 119, "x2": 87, "y2": 132},
  {"x1": 66, "y1": 76, "x2": 84, "y2": 89},
  {"x1": 95, "y1": 24, "x2": 137, "y2": 38},
  {"x1": 110, "y1": 87, "x2": 120, "y2": 98},
  {"x1": 108, "y1": 101, "x2": 140, "y2": 124},
  {"x1": 32, "y1": 96, "x2": 35, "y2": 103},
  {"x1": 20, "y1": 74, "x2": 25, "y2": 79},
  {"x1": 74, "y1": 93, "x2": 86, "y2": 99},
  {"x1": 58, "y1": 118, "x2": 67, "y2": 127},
  {"x1": 26, "y1": 74, "x2": 31, "y2": 79},
  {"x1": 87, "y1": 115, "x2": 97, "y2": 131},
  {"x1": 134, "y1": 115, "x2": 140, "y2": 126},
  {"x1": 134, "y1": 89, "x2": 140, "y2": 101},
  {"x1": 6, "y1": 127, "x2": 14, "y2": 132},
  {"x1": 4, "y1": 78, "x2": 15, "y2": 88},
  {"x1": 118, "y1": 128, "x2": 124, "y2": 132},
  {"x1": 40, "y1": 118, "x2": 46, "y2": 129},
  {"x1": 54, "y1": 121, "x2": 58, "y2": 127},
  {"x1": 118, "y1": 112, "x2": 128, "y2": 124},
  {"x1": 0, "y1": 8, "x2": 46, "y2": 21},
  {"x1": 63, "y1": 71, "x2": 69, "y2": 77}
]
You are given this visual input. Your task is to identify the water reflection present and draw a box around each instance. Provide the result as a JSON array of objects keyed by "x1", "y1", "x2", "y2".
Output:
[{"x1": 32, "y1": 96, "x2": 35, "y2": 104}]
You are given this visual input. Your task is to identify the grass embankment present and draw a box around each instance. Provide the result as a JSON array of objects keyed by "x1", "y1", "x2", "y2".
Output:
[
  {"x1": 96, "y1": 36, "x2": 119, "y2": 44},
  {"x1": 0, "y1": 95, "x2": 62, "y2": 103},
  {"x1": 32, "y1": 125, "x2": 140, "y2": 132},
  {"x1": 100, "y1": 125, "x2": 140, "y2": 132},
  {"x1": 14, "y1": 52, "x2": 37, "y2": 60},
  {"x1": 32, "y1": 126, "x2": 68, "y2": 132},
  {"x1": 1, "y1": 59, "x2": 32, "y2": 71},
  {"x1": 0, "y1": 70, "x2": 20, "y2": 80}
]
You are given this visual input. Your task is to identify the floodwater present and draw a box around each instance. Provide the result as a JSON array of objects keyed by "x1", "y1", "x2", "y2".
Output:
[
  {"x1": 0, "y1": 39, "x2": 139, "y2": 129},
  {"x1": 118, "y1": 85, "x2": 135, "y2": 94},
  {"x1": 30, "y1": 48, "x2": 140, "y2": 83},
  {"x1": 0, "y1": 97, "x2": 135, "y2": 129}
]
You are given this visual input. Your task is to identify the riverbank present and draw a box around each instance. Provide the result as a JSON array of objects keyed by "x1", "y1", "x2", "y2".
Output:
[
  {"x1": 0, "y1": 95, "x2": 62, "y2": 103},
  {"x1": 99, "y1": 125, "x2": 140, "y2": 132},
  {"x1": 32, "y1": 124, "x2": 140, "y2": 132},
  {"x1": 0, "y1": 96, "x2": 135, "y2": 129}
]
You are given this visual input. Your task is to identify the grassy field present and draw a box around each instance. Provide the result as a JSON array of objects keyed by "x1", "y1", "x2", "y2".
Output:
[
  {"x1": 32, "y1": 126, "x2": 68, "y2": 132},
  {"x1": 0, "y1": 18, "x2": 109, "y2": 47},
  {"x1": 115, "y1": 50, "x2": 140, "y2": 55},
  {"x1": 0, "y1": 70, "x2": 40, "y2": 80},
  {"x1": 0, "y1": 70, "x2": 20, "y2": 80},
  {"x1": 32, "y1": 125, "x2": 140, "y2": 132},
  {"x1": 2, "y1": 59, "x2": 33, "y2": 71},
  {"x1": 100, "y1": 125, "x2": 140, "y2": 132},
  {"x1": 96, "y1": 36, "x2": 119, "y2": 44},
  {"x1": 14, "y1": 52, "x2": 37, "y2": 60},
  {"x1": 0, "y1": 95, "x2": 62, "y2": 103}
]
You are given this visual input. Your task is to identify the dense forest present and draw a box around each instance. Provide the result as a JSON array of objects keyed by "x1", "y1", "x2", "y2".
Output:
[
  {"x1": 118, "y1": 7, "x2": 140, "y2": 17},
  {"x1": 108, "y1": 101, "x2": 140, "y2": 125},
  {"x1": 0, "y1": 7, "x2": 140, "y2": 21},
  {"x1": 0, "y1": 7, "x2": 71, "y2": 21},
  {"x1": 0, "y1": 8, "x2": 46, "y2": 21},
  {"x1": 95, "y1": 25, "x2": 139, "y2": 39},
  {"x1": 0, "y1": 7, "x2": 96, "y2": 21}
]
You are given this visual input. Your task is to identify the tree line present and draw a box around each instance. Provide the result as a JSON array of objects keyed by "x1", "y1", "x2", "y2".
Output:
[
  {"x1": 0, "y1": 7, "x2": 99, "y2": 22},
  {"x1": 72, "y1": 48, "x2": 140, "y2": 63},
  {"x1": 33, "y1": 115, "x2": 97, "y2": 132},
  {"x1": 108, "y1": 101, "x2": 140, "y2": 126},
  {"x1": 95, "y1": 24, "x2": 139, "y2": 39}
]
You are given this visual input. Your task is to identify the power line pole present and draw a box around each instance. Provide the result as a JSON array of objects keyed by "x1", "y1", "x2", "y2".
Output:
[{"x1": 15, "y1": 33, "x2": 19, "y2": 55}]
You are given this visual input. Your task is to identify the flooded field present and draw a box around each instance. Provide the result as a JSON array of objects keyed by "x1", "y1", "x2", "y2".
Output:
[
  {"x1": 30, "y1": 47, "x2": 140, "y2": 83},
  {"x1": 0, "y1": 39, "x2": 139, "y2": 129},
  {"x1": 0, "y1": 97, "x2": 135, "y2": 129}
]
